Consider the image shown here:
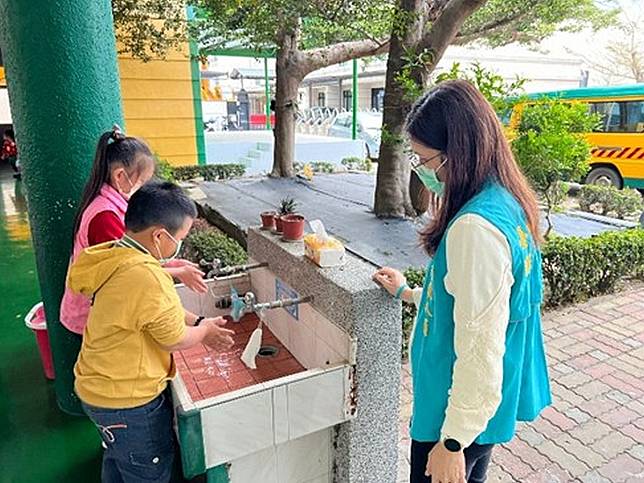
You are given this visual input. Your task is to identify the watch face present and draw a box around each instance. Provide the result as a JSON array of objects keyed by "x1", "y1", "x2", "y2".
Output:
[{"x1": 444, "y1": 438, "x2": 462, "y2": 452}]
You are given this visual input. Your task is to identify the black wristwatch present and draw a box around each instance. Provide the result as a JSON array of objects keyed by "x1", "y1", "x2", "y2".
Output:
[
  {"x1": 194, "y1": 316, "x2": 206, "y2": 327},
  {"x1": 443, "y1": 438, "x2": 462, "y2": 452}
]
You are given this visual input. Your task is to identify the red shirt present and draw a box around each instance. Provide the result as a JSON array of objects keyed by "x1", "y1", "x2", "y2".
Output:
[
  {"x1": 87, "y1": 211, "x2": 126, "y2": 246},
  {"x1": 2, "y1": 139, "x2": 17, "y2": 159}
]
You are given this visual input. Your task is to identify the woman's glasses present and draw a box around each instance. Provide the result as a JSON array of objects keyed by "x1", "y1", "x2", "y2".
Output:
[{"x1": 411, "y1": 152, "x2": 444, "y2": 170}]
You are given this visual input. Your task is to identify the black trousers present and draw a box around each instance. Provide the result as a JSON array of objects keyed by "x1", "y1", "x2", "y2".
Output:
[{"x1": 410, "y1": 440, "x2": 494, "y2": 483}]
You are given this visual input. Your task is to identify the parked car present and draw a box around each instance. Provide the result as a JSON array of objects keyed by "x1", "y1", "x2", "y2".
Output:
[{"x1": 328, "y1": 112, "x2": 382, "y2": 159}]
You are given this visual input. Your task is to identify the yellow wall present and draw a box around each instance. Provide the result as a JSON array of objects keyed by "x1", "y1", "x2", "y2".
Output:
[{"x1": 118, "y1": 44, "x2": 200, "y2": 166}]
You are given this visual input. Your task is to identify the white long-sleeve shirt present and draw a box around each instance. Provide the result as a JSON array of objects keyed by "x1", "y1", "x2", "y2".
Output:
[{"x1": 411, "y1": 213, "x2": 513, "y2": 447}]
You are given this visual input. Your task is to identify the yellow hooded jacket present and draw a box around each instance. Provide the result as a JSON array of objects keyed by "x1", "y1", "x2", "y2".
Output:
[{"x1": 69, "y1": 242, "x2": 186, "y2": 409}]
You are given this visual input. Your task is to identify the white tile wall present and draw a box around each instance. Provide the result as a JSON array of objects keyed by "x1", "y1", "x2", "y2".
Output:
[
  {"x1": 228, "y1": 445, "x2": 279, "y2": 483},
  {"x1": 273, "y1": 385, "x2": 290, "y2": 445},
  {"x1": 288, "y1": 368, "x2": 347, "y2": 440},
  {"x1": 202, "y1": 390, "x2": 274, "y2": 467},
  {"x1": 277, "y1": 430, "x2": 331, "y2": 483}
]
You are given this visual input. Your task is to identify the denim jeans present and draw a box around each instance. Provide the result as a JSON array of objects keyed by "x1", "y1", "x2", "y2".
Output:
[
  {"x1": 410, "y1": 440, "x2": 494, "y2": 483},
  {"x1": 82, "y1": 391, "x2": 175, "y2": 483}
]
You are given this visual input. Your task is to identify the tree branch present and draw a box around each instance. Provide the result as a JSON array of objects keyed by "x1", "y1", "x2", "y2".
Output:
[
  {"x1": 300, "y1": 38, "x2": 390, "y2": 75},
  {"x1": 453, "y1": 10, "x2": 530, "y2": 45},
  {"x1": 419, "y1": 0, "x2": 487, "y2": 64}
]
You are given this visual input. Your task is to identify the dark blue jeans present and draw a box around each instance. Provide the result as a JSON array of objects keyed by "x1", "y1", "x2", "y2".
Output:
[
  {"x1": 82, "y1": 391, "x2": 175, "y2": 483},
  {"x1": 410, "y1": 440, "x2": 494, "y2": 483}
]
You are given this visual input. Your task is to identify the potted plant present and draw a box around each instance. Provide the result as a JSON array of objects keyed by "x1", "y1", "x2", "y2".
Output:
[
  {"x1": 282, "y1": 214, "x2": 306, "y2": 241},
  {"x1": 274, "y1": 197, "x2": 298, "y2": 234},
  {"x1": 260, "y1": 211, "x2": 277, "y2": 230}
]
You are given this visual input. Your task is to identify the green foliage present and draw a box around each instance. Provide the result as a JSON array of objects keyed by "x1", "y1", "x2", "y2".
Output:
[
  {"x1": 578, "y1": 185, "x2": 644, "y2": 220},
  {"x1": 172, "y1": 164, "x2": 246, "y2": 182},
  {"x1": 279, "y1": 197, "x2": 298, "y2": 215},
  {"x1": 542, "y1": 229, "x2": 644, "y2": 306},
  {"x1": 294, "y1": 162, "x2": 337, "y2": 174},
  {"x1": 512, "y1": 100, "x2": 599, "y2": 235},
  {"x1": 434, "y1": 62, "x2": 526, "y2": 113},
  {"x1": 112, "y1": 0, "x2": 188, "y2": 62},
  {"x1": 400, "y1": 229, "x2": 644, "y2": 356},
  {"x1": 155, "y1": 157, "x2": 176, "y2": 183},
  {"x1": 193, "y1": 0, "x2": 394, "y2": 53},
  {"x1": 341, "y1": 157, "x2": 373, "y2": 172},
  {"x1": 180, "y1": 219, "x2": 248, "y2": 268}
]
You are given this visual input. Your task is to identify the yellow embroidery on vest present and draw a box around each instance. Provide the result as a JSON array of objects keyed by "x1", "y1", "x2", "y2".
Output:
[
  {"x1": 517, "y1": 226, "x2": 529, "y2": 249},
  {"x1": 524, "y1": 254, "x2": 532, "y2": 276}
]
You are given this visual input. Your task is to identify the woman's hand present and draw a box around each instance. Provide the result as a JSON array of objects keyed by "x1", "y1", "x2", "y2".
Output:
[
  {"x1": 372, "y1": 267, "x2": 407, "y2": 297},
  {"x1": 166, "y1": 260, "x2": 208, "y2": 293},
  {"x1": 426, "y1": 443, "x2": 466, "y2": 483}
]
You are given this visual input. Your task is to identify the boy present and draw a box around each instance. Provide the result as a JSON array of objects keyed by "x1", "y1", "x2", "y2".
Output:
[{"x1": 69, "y1": 181, "x2": 234, "y2": 483}]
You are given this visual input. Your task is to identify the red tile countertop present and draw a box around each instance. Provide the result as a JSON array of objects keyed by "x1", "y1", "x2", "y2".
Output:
[{"x1": 174, "y1": 314, "x2": 305, "y2": 402}]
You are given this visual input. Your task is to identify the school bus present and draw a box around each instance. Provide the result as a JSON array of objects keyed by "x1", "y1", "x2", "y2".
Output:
[{"x1": 512, "y1": 84, "x2": 644, "y2": 190}]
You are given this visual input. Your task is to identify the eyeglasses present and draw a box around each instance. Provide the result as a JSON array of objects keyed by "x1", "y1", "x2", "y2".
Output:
[{"x1": 411, "y1": 152, "x2": 445, "y2": 170}]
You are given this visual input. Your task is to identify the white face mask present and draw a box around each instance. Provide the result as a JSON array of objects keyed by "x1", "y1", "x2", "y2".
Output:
[
  {"x1": 119, "y1": 171, "x2": 140, "y2": 200},
  {"x1": 154, "y1": 229, "x2": 183, "y2": 264}
]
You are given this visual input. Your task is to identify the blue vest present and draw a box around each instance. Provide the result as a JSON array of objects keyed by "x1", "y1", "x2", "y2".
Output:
[{"x1": 410, "y1": 183, "x2": 551, "y2": 445}]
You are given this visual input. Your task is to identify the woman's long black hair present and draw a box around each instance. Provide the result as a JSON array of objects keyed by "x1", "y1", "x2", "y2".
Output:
[
  {"x1": 71, "y1": 126, "x2": 153, "y2": 241},
  {"x1": 406, "y1": 80, "x2": 542, "y2": 255}
]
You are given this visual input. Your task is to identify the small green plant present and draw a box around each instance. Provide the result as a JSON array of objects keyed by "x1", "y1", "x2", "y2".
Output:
[
  {"x1": 155, "y1": 156, "x2": 176, "y2": 183},
  {"x1": 180, "y1": 218, "x2": 247, "y2": 268},
  {"x1": 579, "y1": 185, "x2": 643, "y2": 219},
  {"x1": 279, "y1": 197, "x2": 298, "y2": 215},
  {"x1": 172, "y1": 166, "x2": 202, "y2": 182},
  {"x1": 512, "y1": 100, "x2": 600, "y2": 237},
  {"x1": 341, "y1": 157, "x2": 373, "y2": 172}
]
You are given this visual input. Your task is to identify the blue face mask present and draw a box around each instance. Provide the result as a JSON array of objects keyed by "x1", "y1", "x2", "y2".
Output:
[{"x1": 414, "y1": 158, "x2": 447, "y2": 197}]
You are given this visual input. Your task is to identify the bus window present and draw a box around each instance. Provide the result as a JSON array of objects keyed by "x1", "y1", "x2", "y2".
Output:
[
  {"x1": 624, "y1": 101, "x2": 644, "y2": 133},
  {"x1": 591, "y1": 102, "x2": 622, "y2": 132}
]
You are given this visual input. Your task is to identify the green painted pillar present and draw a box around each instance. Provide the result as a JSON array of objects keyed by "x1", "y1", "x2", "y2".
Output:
[
  {"x1": 351, "y1": 59, "x2": 358, "y2": 140},
  {"x1": 264, "y1": 57, "x2": 271, "y2": 130},
  {"x1": 0, "y1": 0, "x2": 123, "y2": 415}
]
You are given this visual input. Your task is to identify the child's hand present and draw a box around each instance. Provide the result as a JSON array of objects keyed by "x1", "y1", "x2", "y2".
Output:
[
  {"x1": 203, "y1": 322, "x2": 235, "y2": 352},
  {"x1": 174, "y1": 263, "x2": 208, "y2": 294},
  {"x1": 373, "y1": 267, "x2": 407, "y2": 297}
]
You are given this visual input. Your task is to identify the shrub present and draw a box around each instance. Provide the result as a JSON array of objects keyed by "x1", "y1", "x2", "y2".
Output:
[
  {"x1": 155, "y1": 157, "x2": 176, "y2": 183},
  {"x1": 180, "y1": 218, "x2": 247, "y2": 268},
  {"x1": 341, "y1": 157, "x2": 373, "y2": 172},
  {"x1": 541, "y1": 229, "x2": 644, "y2": 306},
  {"x1": 578, "y1": 185, "x2": 643, "y2": 219},
  {"x1": 399, "y1": 229, "x2": 644, "y2": 356},
  {"x1": 294, "y1": 161, "x2": 335, "y2": 174},
  {"x1": 172, "y1": 164, "x2": 246, "y2": 182}
]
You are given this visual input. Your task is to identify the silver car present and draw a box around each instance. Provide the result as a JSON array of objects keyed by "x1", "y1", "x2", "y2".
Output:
[{"x1": 328, "y1": 112, "x2": 382, "y2": 159}]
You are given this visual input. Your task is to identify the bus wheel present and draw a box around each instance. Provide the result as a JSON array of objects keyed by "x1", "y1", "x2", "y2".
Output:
[{"x1": 586, "y1": 167, "x2": 622, "y2": 188}]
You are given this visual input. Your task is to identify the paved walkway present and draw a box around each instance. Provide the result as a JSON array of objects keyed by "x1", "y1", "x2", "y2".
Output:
[{"x1": 398, "y1": 284, "x2": 644, "y2": 483}]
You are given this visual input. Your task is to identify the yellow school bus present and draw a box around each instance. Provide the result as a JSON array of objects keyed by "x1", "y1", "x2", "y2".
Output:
[{"x1": 512, "y1": 84, "x2": 644, "y2": 190}]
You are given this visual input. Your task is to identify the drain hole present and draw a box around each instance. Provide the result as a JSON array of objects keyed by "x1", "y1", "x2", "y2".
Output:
[{"x1": 258, "y1": 345, "x2": 279, "y2": 358}]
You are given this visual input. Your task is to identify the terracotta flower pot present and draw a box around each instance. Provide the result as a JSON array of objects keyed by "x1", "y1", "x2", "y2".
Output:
[
  {"x1": 274, "y1": 215, "x2": 285, "y2": 233},
  {"x1": 281, "y1": 214, "x2": 306, "y2": 241},
  {"x1": 260, "y1": 211, "x2": 277, "y2": 230}
]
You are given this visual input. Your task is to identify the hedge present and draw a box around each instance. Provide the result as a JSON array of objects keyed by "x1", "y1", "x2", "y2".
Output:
[
  {"x1": 401, "y1": 229, "x2": 644, "y2": 356},
  {"x1": 173, "y1": 164, "x2": 246, "y2": 182},
  {"x1": 578, "y1": 184, "x2": 643, "y2": 220},
  {"x1": 180, "y1": 219, "x2": 248, "y2": 268}
]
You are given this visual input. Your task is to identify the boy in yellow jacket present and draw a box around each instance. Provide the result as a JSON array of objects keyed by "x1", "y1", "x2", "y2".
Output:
[{"x1": 69, "y1": 181, "x2": 234, "y2": 483}]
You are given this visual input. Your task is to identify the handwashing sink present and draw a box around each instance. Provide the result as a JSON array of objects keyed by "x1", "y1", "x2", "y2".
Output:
[{"x1": 171, "y1": 272, "x2": 356, "y2": 480}]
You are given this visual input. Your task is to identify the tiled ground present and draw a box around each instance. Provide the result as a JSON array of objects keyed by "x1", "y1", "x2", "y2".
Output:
[
  {"x1": 398, "y1": 284, "x2": 644, "y2": 483},
  {"x1": 175, "y1": 313, "x2": 304, "y2": 401}
]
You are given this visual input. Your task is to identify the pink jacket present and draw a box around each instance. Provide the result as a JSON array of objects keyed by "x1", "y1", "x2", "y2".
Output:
[{"x1": 60, "y1": 184, "x2": 128, "y2": 334}]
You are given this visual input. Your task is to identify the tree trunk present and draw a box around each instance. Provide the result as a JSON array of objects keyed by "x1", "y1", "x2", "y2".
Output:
[
  {"x1": 374, "y1": 0, "x2": 428, "y2": 218},
  {"x1": 271, "y1": 30, "x2": 303, "y2": 178}
]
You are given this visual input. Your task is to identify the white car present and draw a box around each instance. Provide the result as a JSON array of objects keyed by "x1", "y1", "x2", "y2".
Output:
[{"x1": 328, "y1": 112, "x2": 382, "y2": 159}]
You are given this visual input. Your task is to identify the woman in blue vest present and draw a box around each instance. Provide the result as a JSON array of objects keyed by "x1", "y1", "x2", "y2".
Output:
[{"x1": 374, "y1": 80, "x2": 551, "y2": 483}]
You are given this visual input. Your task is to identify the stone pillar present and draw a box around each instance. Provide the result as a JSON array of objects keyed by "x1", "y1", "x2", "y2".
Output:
[{"x1": 0, "y1": 0, "x2": 123, "y2": 414}]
